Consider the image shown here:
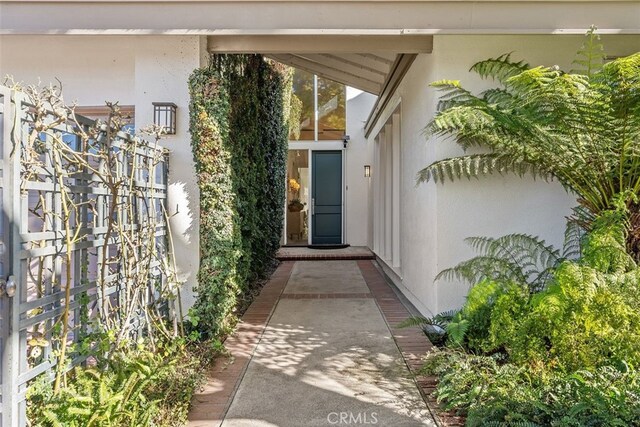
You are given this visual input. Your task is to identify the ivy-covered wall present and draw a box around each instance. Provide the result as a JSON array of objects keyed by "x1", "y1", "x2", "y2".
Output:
[{"x1": 188, "y1": 55, "x2": 291, "y2": 338}]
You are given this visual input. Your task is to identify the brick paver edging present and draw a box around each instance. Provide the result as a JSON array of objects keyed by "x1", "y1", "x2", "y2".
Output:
[
  {"x1": 187, "y1": 261, "x2": 295, "y2": 427},
  {"x1": 356, "y1": 260, "x2": 466, "y2": 427},
  {"x1": 280, "y1": 292, "x2": 372, "y2": 299},
  {"x1": 276, "y1": 254, "x2": 375, "y2": 261}
]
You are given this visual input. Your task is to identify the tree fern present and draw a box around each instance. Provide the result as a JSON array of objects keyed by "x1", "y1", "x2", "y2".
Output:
[{"x1": 420, "y1": 30, "x2": 640, "y2": 258}]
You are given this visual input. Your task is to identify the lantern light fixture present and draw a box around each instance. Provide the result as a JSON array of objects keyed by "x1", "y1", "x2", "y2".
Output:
[
  {"x1": 153, "y1": 102, "x2": 177, "y2": 135},
  {"x1": 364, "y1": 165, "x2": 371, "y2": 178},
  {"x1": 343, "y1": 134, "x2": 350, "y2": 148}
]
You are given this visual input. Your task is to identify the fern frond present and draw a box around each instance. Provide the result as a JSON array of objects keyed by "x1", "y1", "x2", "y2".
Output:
[
  {"x1": 572, "y1": 25, "x2": 605, "y2": 77},
  {"x1": 446, "y1": 317, "x2": 469, "y2": 346},
  {"x1": 436, "y1": 255, "x2": 523, "y2": 285},
  {"x1": 563, "y1": 219, "x2": 587, "y2": 260},
  {"x1": 437, "y1": 232, "x2": 566, "y2": 292},
  {"x1": 471, "y1": 53, "x2": 530, "y2": 84},
  {"x1": 431, "y1": 79, "x2": 483, "y2": 111},
  {"x1": 417, "y1": 153, "x2": 543, "y2": 184},
  {"x1": 397, "y1": 316, "x2": 431, "y2": 329}
]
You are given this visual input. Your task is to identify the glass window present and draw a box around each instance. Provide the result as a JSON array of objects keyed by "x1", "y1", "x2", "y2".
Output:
[
  {"x1": 317, "y1": 76, "x2": 346, "y2": 140},
  {"x1": 288, "y1": 69, "x2": 346, "y2": 141},
  {"x1": 289, "y1": 70, "x2": 315, "y2": 141},
  {"x1": 286, "y1": 150, "x2": 309, "y2": 245}
]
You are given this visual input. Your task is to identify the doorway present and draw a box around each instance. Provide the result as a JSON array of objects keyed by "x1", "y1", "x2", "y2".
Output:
[
  {"x1": 311, "y1": 150, "x2": 343, "y2": 245},
  {"x1": 285, "y1": 149, "x2": 344, "y2": 246}
]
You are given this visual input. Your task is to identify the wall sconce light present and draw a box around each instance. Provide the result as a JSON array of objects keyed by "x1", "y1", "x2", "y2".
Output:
[
  {"x1": 364, "y1": 165, "x2": 371, "y2": 178},
  {"x1": 343, "y1": 134, "x2": 351, "y2": 149},
  {"x1": 153, "y1": 102, "x2": 177, "y2": 135}
]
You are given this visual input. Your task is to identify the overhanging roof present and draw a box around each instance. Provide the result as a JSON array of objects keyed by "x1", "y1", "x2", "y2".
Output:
[
  {"x1": 266, "y1": 53, "x2": 393, "y2": 94},
  {"x1": 208, "y1": 34, "x2": 431, "y2": 95},
  {"x1": 1, "y1": 1, "x2": 639, "y2": 35}
]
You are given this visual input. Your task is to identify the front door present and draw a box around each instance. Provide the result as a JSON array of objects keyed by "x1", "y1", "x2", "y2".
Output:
[{"x1": 311, "y1": 151, "x2": 342, "y2": 244}]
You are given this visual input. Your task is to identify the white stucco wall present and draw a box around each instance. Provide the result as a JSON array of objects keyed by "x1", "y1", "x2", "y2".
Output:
[
  {"x1": 369, "y1": 34, "x2": 640, "y2": 316},
  {"x1": 345, "y1": 89, "x2": 377, "y2": 247},
  {"x1": 0, "y1": 35, "x2": 203, "y2": 311}
]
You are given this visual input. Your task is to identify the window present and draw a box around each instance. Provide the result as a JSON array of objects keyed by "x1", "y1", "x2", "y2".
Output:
[
  {"x1": 289, "y1": 70, "x2": 346, "y2": 141},
  {"x1": 74, "y1": 105, "x2": 135, "y2": 133},
  {"x1": 317, "y1": 76, "x2": 346, "y2": 140}
]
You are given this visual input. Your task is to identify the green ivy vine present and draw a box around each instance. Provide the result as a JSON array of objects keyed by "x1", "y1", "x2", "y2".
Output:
[{"x1": 188, "y1": 55, "x2": 292, "y2": 338}]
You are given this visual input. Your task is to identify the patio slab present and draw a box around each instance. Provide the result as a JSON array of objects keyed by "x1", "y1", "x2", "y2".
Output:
[{"x1": 283, "y1": 261, "x2": 369, "y2": 294}]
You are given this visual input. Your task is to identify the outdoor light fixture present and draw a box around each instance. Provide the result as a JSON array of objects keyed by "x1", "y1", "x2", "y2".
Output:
[
  {"x1": 153, "y1": 102, "x2": 177, "y2": 135},
  {"x1": 364, "y1": 165, "x2": 371, "y2": 178},
  {"x1": 343, "y1": 134, "x2": 350, "y2": 148}
]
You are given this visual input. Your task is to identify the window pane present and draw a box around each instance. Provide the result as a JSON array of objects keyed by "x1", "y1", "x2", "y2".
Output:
[
  {"x1": 289, "y1": 69, "x2": 315, "y2": 141},
  {"x1": 286, "y1": 150, "x2": 309, "y2": 245},
  {"x1": 317, "y1": 77, "x2": 346, "y2": 140}
]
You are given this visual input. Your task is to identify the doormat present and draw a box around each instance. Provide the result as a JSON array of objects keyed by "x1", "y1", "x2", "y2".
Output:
[{"x1": 307, "y1": 244, "x2": 350, "y2": 250}]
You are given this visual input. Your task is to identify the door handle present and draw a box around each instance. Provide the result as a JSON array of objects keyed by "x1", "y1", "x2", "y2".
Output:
[{"x1": 311, "y1": 198, "x2": 315, "y2": 216}]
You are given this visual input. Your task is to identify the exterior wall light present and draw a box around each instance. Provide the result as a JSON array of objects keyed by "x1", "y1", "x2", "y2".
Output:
[
  {"x1": 364, "y1": 165, "x2": 371, "y2": 178},
  {"x1": 343, "y1": 134, "x2": 350, "y2": 148},
  {"x1": 153, "y1": 102, "x2": 177, "y2": 135}
]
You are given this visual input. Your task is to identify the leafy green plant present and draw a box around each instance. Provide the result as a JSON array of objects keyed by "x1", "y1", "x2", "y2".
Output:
[
  {"x1": 188, "y1": 55, "x2": 291, "y2": 338},
  {"x1": 30, "y1": 363, "x2": 160, "y2": 427},
  {"x1": 489, "y1": 207, "x2": 640, "y2": 371},
  {"x1": 438, "y1": 224, "x2": 583, "y2": 293},
  {"x1": 402, "y1": 222, "x2": 582, "y2": 350},
  {"x1": 28, "y1": 337, "x2": 217, "y2": 427},
  {"x1": 419, "y1": 29, "x2": 640, "y2": 259},
  {"x1": 424, "y1": 350, "x2": 640, "y2": 427}
]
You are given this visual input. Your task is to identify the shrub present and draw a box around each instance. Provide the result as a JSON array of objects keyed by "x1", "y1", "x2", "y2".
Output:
[
  {"x1": 30, "y1": 362, "x2": 160, "y2": 427},
  {"x1": 490, "y1": 208, "x2": 640, "y2": 371},
  {"x1": 188, "y1": 56, "x2": 291, "y2": 338},
  {"x1": 424, "y1": 350, "x2": 640, "y2": 426},
  {"x1": 28, "y1": 339, "x2": 218, "y2": 427}
]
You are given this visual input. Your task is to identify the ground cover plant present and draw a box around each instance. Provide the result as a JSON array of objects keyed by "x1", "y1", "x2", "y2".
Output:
[{"x1": 414, "y1": 31, "x2": 640, "y2": 426}]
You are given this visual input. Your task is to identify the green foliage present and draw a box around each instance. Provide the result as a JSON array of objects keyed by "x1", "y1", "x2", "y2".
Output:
[
  {"x1": 486, "y1": 207, "x2": 640, "y2": 371},
  {"x1": 424, "y1": 205, "x2": 640, "y2": 425},
  {"x1": 414, "y1": 224, "x2": 582, "y2": 351},
  {"x1": 28, "y1": 338, "x2": 218, "y2": 427},
  {"x1": 424, "y1": 350, "x2": 640, "y2": 426},
  {"x1": 30, "y1": 362, "x2": 159, "y2": 426},
  {"x1": 188, "y1": 55, "x2": 291, "y2": 338},
  {"x1": 420, "y1": 29, "x2": 640, "y2": 257},
  {"x1": 437, "y1": 227, "x2": 582, "y2": 294}
]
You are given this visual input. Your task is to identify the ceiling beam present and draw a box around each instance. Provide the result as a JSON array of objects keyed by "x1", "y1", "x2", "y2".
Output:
[
  {"x1": 267, "y1": 54, "x2": 382, "y2": 94},
  {"x1": 208, "y1": 35, "x2": 433, "y2": 54},
  {"x1": 294, "y1": 54, "x2": 387, "y2": 85},
  {"x1": 331, "y1": 53, "x2": 393, "y2": 74}
]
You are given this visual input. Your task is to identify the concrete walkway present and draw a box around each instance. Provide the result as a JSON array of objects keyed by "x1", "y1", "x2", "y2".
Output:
[{"x1": 189, "y1": 260, "x2": 438, "y2": 427}]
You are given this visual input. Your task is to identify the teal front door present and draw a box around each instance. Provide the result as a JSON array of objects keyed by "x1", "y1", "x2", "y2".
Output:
[{"x1": 311, "y1": 151, "x2": 342, "y2": 244}]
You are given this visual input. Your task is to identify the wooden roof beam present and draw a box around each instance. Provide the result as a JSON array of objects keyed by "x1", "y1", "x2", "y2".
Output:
[{"x1": 267, "y1": 53, "x2": 383, "y2": 94}]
